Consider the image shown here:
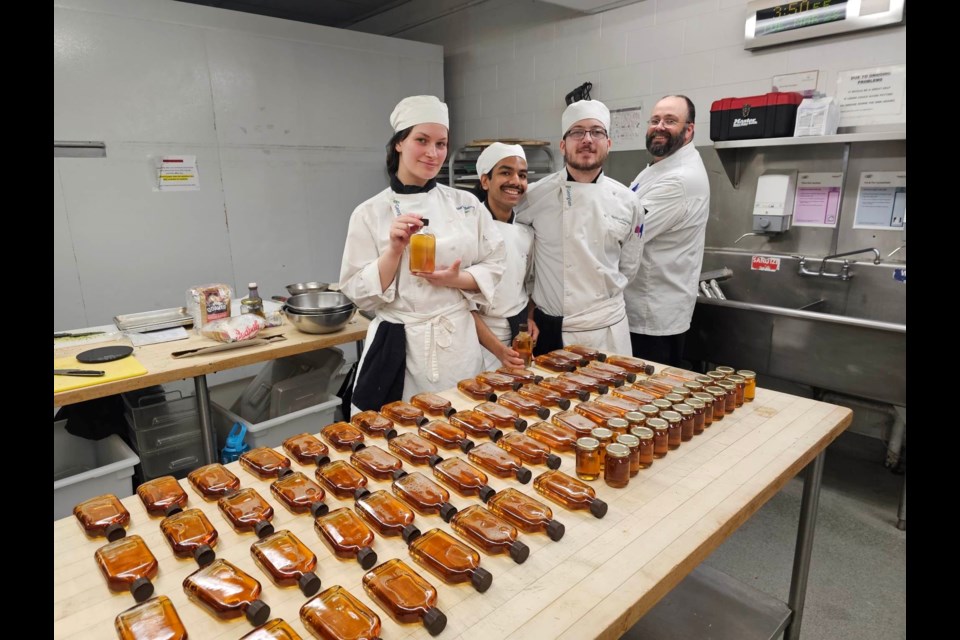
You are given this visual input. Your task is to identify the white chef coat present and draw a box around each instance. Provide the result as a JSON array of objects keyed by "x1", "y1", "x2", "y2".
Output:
[
  {"x1": 625, "y1": 142, "x2": 710, "y2": 336},
  {"x1": 340, "y1": 184, "x2": 505, "y2": 406},
  {"x1": 514, "y1": 170, "x2": 643, "y2": 354}
]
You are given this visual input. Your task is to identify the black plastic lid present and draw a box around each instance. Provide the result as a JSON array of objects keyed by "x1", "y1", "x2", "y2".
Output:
[
  {"x1": 625, "y1": 372, "x2": 637, "y2": 383},
  {"x1": 130, "y1": 577, "x2": 154, "y2": 603},
  {"x1": 509, "y1": 540, "x2": 530, "y2": 564},
  {"x1": 459, "y1": 439, "x2": 475, "y2": 454},
  {"x1": 350, "y1": 441, "x2": 367, "y2": 453},
  {"x1": 577, "y1": 390, "x2": 590, "y2": 402},
  {"x1": 511, "y1": 381, "x2": 523, "y2": 391},
  {"x1": 488, "y1": 428, "x2": 504, "y2": 442},
  {"x1": 557, "y1": 398, "x2": 571, "y2": 411},
  {"x1": 514, "y1": 418, "x2": 528, "y2": 431},
  {"x1": 545, "y1": 519, "x2": 565, "y2": 541},
  {"x1": 315, "y1": 454, "x2": 331, "y2": 467},
  {"x1": 428, "y1": 454, "x2": 444, "y2": 468},
  {"x1": 515, "y1": 467, "x2": 532, "y2": 484},
  {"x1": 164, "y1": 505, "x2": 183, "y2": 517},
  {"x1": 277, "y1": 467, "x2": 294, "y2": 479},
  {"x1": 105, "y1": 523, "x2": 126, "y2": 542},
  {"x1": 254, "y1": 520, "x2": 275, "y2": 539},
  {"x1": 401, "y1": 524, "x2": 422, "y2": 545},
  {"x1": 535, "y1": 407, "x2": 550, "y2": 420},
  {"x1": 310, "y1": 501, "x2": 329, "y2": 518},
  {"x1": 439, "y1": 502, "x2": 458, "y2": 523},
  {"x1": 486, "y1": 391, "x2": 498, "y2": 402},
  {"x1": 597, "y1": 384, "x2": 609, "y2": 395},
  {"x1": 533, "y1": 374, "x2": 544, "y2": 384},
  {"x1": 589, "y1": 498, "x2": 608, "y2": 519},
  {"x1": 443, "y1": 407, "x2": 457, "y2": 418},
  {"x1": 392, "y1": 469, "x2": 409, "y2": 481},
  {"x1": 478, "y1": 485, "x2": 496, "y2": 503},
  {"x1": 470, "y1": 566, "x2": 493, "y2": 593},
  {"x1": 546, "y1": 454, "x2": 562, "y2": 470},
  {"x1": 357, "y1": 546, "x2": 377, "y2": 569},
  {"x1": 299, "y1": 572, "x2": 322, "y2": 597},
  {"x1": 416, "y1": 416, "x2": 429, "y2": 427},
  {"x1": 422, "y1": 607, "x2": 448, "y2": 636},
  {"x1": 597, "y1": 352, "x2": 608, "y2": 362},
  {"x1": 354, "y1": 487, "x2": 372, "y2": 501},
  {"x1": 644, "y1": 364, "x2": 656, "y2": 375},
  {"x1": 613, "y1": 379, "x2": 624, "y2": 388},
  {"x1": 420, "y1": 218, "x2": 430, "y2": 226},
  {"x1": 384, "y1": 428, "x2": 399, "y2": 440},
  {"x1": 194, "y1": 544, "x2": 215, "y2": 567},
  {"x1": 246, "y1": 599, "x2": 270, "y2": 626}
]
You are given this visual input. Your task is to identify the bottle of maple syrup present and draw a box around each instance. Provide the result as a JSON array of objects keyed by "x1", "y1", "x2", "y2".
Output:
[
  {"x1": 476, "y1": 371, "x2": 523, "y2": 391},
  {"x1": 497, "y1": 391, "x2": 550, "y2": 420},
  {"x1": 188, "y1": 463, "x2": 241, "y2": 500},
  {"x1": 387, "y1": 432, "x2": 444, "y2": 467},
  {"x1": 468, "y1": 441, "x2": 533, "y2": 483},
  {"x1": 218, "y1": 487, "x2": 275, "y2": 538},
  {"x1": 587, "y1": 360, "x2": 637, "y2": 383},
  {"x1": 532, "y1": 353, "x2": 576, "y2": 373},
  {"x1": 351, "y1": 444, "x2": 404, "y2": 480},
  {"x1": 282, "y1": 433, "x2": 330, "y2": 465},
  {"x1": 240, "y1": 447, "x2": 293, "y2": 480},
  {"x1": 419, "y1": 419, "x2": 476, "y2": 453},
  {"x1": 605, "y1": 355, "x2": 655, "y2": 374},
  {"x1": 548, "y1": 349, "x2": 589, "y2": 367},
  {"x1": 495, "y1": 366, "x2": 544, "y2": 385},
  {"x1": 160, "y1": 507, "x2": 218, "y2": 566},
  {"x1": 410, "y1": 392, "x2": 457, "y2": 418},
  {"x1": 391, "y1": 470, "x2": 458, "y2": 522},
  {"x1": 409, "y1": 218, "x2": 436, "y2": 273},
  {"x1": 661, "y1": 365, "x2": 700, "y2": 381},
  {"x1": 536, "y1": 376, "x2": 589, "y2": 402},
  {"x1": 512, "y1": 323, "x2": 533, "y2": 367},
  {"x1": 517, "y1": 383, "x2": 571, "y2": 410},
  {"x1": 632, "y1": 377, "x2": 673, "y2": 398},
  {"x1": 611, "y1": 385, "x2": 658, "y2": 405},
  {"x1": 574, "y1": 401, "x2": 622, "y2": 426},
  {"x1": 525, "y1": 420, "x2": 578, "y2": 452},
  {"x1": 354, "y1": 488, "x2": 421, "y2": 544},
  {"x1": 431, "y1": 457, "x2": 496, "y2": 502},
  {"x1": 486, "y1": 488, "x2": 565, "y2": 541},
  {"x1": 564, "y1": 344, "x2": 606, "y2": 361},
  {"x1": 450, "y1": 410, "x2": 504, "y2": 441},
  {"x1": 594, "y1": 395, "x2": 644, "y2": 417},
  {"x1": 474, "y1": 401, "x2": 528, "y2": 431},
  {"x1": 456, "y1": 378, "x2": 498, "y2": 402},
  {"x1": 314, "y1": 507, "x2": 378, "y2": 569},
  {"x1": 552, "y1": 410, "x2": 602, "y2": 438},
  {"x1": 74, "y1": 494, "x2": 130, "y2": 541},
  {"x1": 575, "y1": 366, "x2": 624, "y2": 388},
  {"x1": 363, "y1": 558, "x2": 447, "y2": 636},
  {"x1": 558, "y1": 371, "x2": 609, "y2": 395},
  {"x1": 498, "y1": 431, "x2": 562, "y2": 469},
  {"x1": 239, "y1": 619, "x2": 301, "y2": 639},
  {"x1": 183, "y1": 558, "x2": 270, "y2": 626},
  {"x1": 136, "y1": 475, "x2": 188, "y2": 517},
  {"x1": 315, "y1": 459, "x2": 368, "y2": 499},
  {"x1": 381, "y1": 400, "x2": 429, "y2": 426},
  {"x1": 250, "y1": 529, "x2": 321, "y2": 597},
  {"x1": 95, "y1": 534, "x2": 159, "y2": 602},
  {"x1": 533, "y1": 469, "x2": 608, "y2": 519},
  {"x1": 321, "y1": 422, "x2": 367, "y2": 452},
  {"x1": 449, "y1": 504, "x2": 529, "y2": 564},
  {"x1": 409, "y1": 528, "x2": 493, "y2": 593},
  {"x1": 114, "y1": 595, "x2": 187, "y2": 640},
  {"x1": 350, "y1": 410, "x2": 399, "y2": 439},
  {"x1": 270, "y1": 471, "x2": 329, "y2": 517},
  {"x1": 300, "y1": 586, "x2": 382, "y2": 640}
]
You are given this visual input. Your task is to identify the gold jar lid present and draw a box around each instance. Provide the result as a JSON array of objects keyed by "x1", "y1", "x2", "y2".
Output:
[
  {"x1": 576, "y1": 437, "x2": 599, "y2": 451},
  {"x1": 590, "y1": 427, "x2": 613, "y2": 440},
  {"x1": 624, "y1": 411, "x2": 644, "y2": 424},
  {"x1": 617, "y1": 434, "x2": 640, "y2": 448},
  {"x1": 693, "y1": 392, "x2": 715, "y2": 404},
  {"x1": 605, "y1": 443, "x2": 630, "y2": 458},
  {"x1": 664, "y1": 393, "x2": 685, "y2": 404},
  {"x1": 705, "y1": 386, "x2": 726, "y2": 398},
  {"x1": 686, "y1": 397, "x2": 705, "y2": 409},
  {"x1": 646, "y1": 417, "x2": 668, "y2": 430},
  {"x1": 737, "y1": 370, "x2": 757, "y2": 380},
  {"x1": 640, "y1": 405, "x2": 660, "y2": 417},
  {"x1": 716, "y1": 366, "x2": 735, "y2": 375},
  {"x1": 630, "y1": 426, "x2": 654, "y2": 440},
  {"x1": 695, "y1": 375, "x2": 713, "y2": 385},
  {"x1": 673, "y1": 403, "x2": 694, "y2": 416},
  {"x1": 683, "y1": 381, "x2": 703, "y2": 392},
  {"x1": 660, "y1": 410, "x2": 681, "y2": 423},
  {"x1": 606, "y1": 417, "x2": 629, "y2": 431},
  {"x1": 707, "y1": 371, "x2": 727, "y2": 381},
  {"x1": 717, "y1": 381, "x2": 737, "y2": 391},
  {"x1": 652, "y1": 399, "x2": 673, "y2": 410},
  {"x1": 670, "y1": 387, "x2": 690, "y2": 396},
  {"x1": 726, "y1": 374, "x2": 745, "y2": 384}
]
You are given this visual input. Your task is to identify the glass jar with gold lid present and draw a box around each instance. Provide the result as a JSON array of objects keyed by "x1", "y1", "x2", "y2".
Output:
[
  {"x1": 685, "y1": 397, "x2": 706, "y2": 434},
  {"x1": 630, "y1": 426, "x2": 654, "y2": 468},
  {"x1": 725, "y1": 374, "x2": 746, "y2": 407},
  {"x1": 672, "y1": 404, "x2": 695, "y2": 441},
  {"x1": 716, "y1": 381, "x2": 737, "y2": 415},
  {"x1": 660, "y1": 410, "x2": 682, "y2": 450},
  {"x1": 693, "y1": 392, "x2": 716, "y2": 426},
  {"x1": 705, "y1": 386, "x2": 728, "y2": 419},
  {"x1": 737, "y1": 370, "x2": 757, "y2": 402},
  {"x1": 645, "y1": 417, "x2": 669, "y2": 458}
]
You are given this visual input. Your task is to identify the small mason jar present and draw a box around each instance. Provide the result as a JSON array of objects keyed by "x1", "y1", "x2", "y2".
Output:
[
  {"x1": 692, "y1": 392, "x2": 715, "y2": 427},
  {"x1": 737, "y1": 370, "x2": 757, "y2": 402},
  {"x1": 672, "y1": 404, "x2": 695, "y2": 441},
  {"x1": 726, "y1": 374, "x2": 746, "y2": 408},
  {"x1": 685, "y1": 397, "x2": 706, "y2": 435},
  {"x1": 630, "y1": 426, "x2": 655, "y2": 468},
  {"x1": 575, "y1": 437, "x2": 601, "y2": 481},
  {"x1": 617, "y1": 433, "x2": 641, "y2": 477},
  {"x1": 590, "y1": 427, "x2": 613, "y2": 470},
  {"x1": 705, "y1": 386, "x2": 728, "y2": 420},
  {"x1": 606, "y1": 417, "x2": 630, "y2": 438},
  {"x1": 646, "y1": 417, "x2": 669, "y2": 458},
  {"x1": 603, "y1": 443, "x2": 631, "y2": 489},
  {"x1": 716, "y1": 381, "x2": 738, "y2": 415},
  {"x1": 660, "y1": 410, "x2": 683, "y2": 450}
]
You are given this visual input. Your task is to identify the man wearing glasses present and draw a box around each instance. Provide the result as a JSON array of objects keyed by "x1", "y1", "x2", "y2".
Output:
[
  {"x1": 624, "y1": 95, "x2": 710, "y2": 367},
  {"x1": 515, "y1": 99, "x2": 644, "y2": 356}
]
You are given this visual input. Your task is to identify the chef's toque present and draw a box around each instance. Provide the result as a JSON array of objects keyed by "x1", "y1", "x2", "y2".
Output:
[
  {"x1": 561, "y1": 100, "x2": 610, "y2": 137},
  {"x1": 390, "y1": 95, "x2": 449, "y2": 132},
  {"x1": 476, "y1": 142, "x2": 526, "y2": 179}
]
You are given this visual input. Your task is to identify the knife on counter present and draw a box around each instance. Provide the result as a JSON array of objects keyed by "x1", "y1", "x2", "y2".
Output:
[
  {"x1": 54, "y1": 331, "x2": 107, "y2": 339},
  {"x1": 54, "y1": 369, "x2": 106, "y2": 377}
]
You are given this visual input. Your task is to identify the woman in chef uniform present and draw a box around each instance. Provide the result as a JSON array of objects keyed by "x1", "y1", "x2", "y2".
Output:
[{"x1": 340, "y1": 96, "x2": 506, "y2": 414}]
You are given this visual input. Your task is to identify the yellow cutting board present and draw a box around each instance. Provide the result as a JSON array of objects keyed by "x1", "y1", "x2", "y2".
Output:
[{"x1": 53, "y1": 355, "x2": 148, "y2": 393}]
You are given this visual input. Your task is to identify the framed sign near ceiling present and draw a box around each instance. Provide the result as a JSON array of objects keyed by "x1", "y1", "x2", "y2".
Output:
[{"x1": 744, "y1": 0, "x2": 905, "y2": 50}]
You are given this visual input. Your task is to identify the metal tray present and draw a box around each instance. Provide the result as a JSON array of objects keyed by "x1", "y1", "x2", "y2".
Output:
[{"x1": 114, "y1": 307, "x2": 194, "y2": 333}]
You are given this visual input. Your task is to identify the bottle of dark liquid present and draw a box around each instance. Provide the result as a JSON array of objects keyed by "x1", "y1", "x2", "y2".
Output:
[
  {"x1": 391, "y1": 470, "x2": 458, "y2": 522},
  {"x1": 282, "y1": 433, "x2": 330, "y2": 465},
  {"x1": 409, "y1": 218, "x2": 436, "y2": 273},
  {"x1": 363, "y1": 558, "x2": 447, "y2": 636},
  {"x1": 576, "y1": 366, "x2": 624, "y2": 388},
  {"x1": 240, "y1": 447, "x2": 293, "y2": 480},
  {"x1": 300, "y1": 586, "x2": 382, "y2": 640},
  {"x1": 241, "y1": 282, "x2": 265, "y2": 318},
  {"x1": 136, "y1": 476, "x2": 188, "y2": 517},
  {"x1": 387, "y1": 432, "x2": 444, "y2": 467},
  {"x1": 564, "y1": 344, "x2": 607, "y2": 362},
  {"x1": 409, "y1": 528, "x2": 493, "y2": 593},
  {"x1": 474, "y1": 401, "x2": 527, "y2": 431},
  {"x1": 188, "y1": 463, "x2": 241, "y2": 500},
  {"x1": 74, "y1": 494, "x2": 130, "y2": 541},
  {"x1": 315, "y1": 459, "x2": 368, "y2": 499},
  {"x1": 537, "y1": 376, "x2": 590, "y2": 402},
  {"x1": 270, "y1": 471, "x2": 329, "y2": 517},
  {"x1": 432, "y1": 457, "x2": 496, "y2": 502},
  {"x1": 575, "y1": 400, "x2": 622, "y2": 426},
  {"x1": 114, "y1": 595, "x2": 187, "y2": 640},
  {"x1": 183, "y1": 558, "x2": 270, "y2": 626},
  {"x1": 449, "y1": 504, "x2": 529, "y2": 564},
  {"x1": 611, "y1": 385, "x2": 659, "y2": 405},
  {"x1": 533, "y1": 469, "x2": 608, "y2": 519},
  {"x1": 594, "y1": 394, "x2": 644, "y2": 417},
  {"x1": 350, "y1": 411, "x2": 399, "y2": 439},
  {"x1": 517, "y1": 383, "x2": 571, "y2": 410},
  {"x1": 476, "y1": 371, "x2": 523, "y2": 391},
  {"x1": 558, "y1": 371, "x2": 609, "y2": 395},
  {"x1": 411, "y1": 392, "x2": 457, "y2": 418},
  {"x1": 526, "y1": 420, "x2": 578, "y2": 452},
  {"x1": 450, "y1": 410, "x2": 504, "y2": 441},
  {"x1": 497, "y1": 431, "x2": 562, "y2": 469},
  {"x1": 95, "y1": 534, "x2": 158, "y2": 602},
  {"x1": 419, "y1": 419, "x2": 476, "y2": 453},
  {"x1": 218, "y1": 487, "x2": 275, "y2": 538},
  {"x1": 456, "y1": 378, "x2": 498, "y2": 402},
  {"x1": 321, "y1": 422, "x2": 367, "y2": 452},
  {"x1": 587, "y1": 360, "x2": 637, "y2": 383},
  {"x1": 351, "y1": 444, "x2": 404, "y2": 480},
  {"x1": 239, "y1": 619, "x2": 301, "y2": 639},
  {"x1": 498, "y1": 390, "x2": 550, "y2": 420},
  {"x1": 354, "y1": 488, "x2": 421, "y2": 544},
  {"x1": 314, "y1": 507, "x2": 378, "y2": 569},
  {"x1": 381, "y1": 401, "x2": 428, "y2": 426},
  {"x1": 468, "y1": 441, "x2": 533, "y2": 483},
  {"x1": 532, "y1": 353, "x2": 576, "y2": 373},
  {"x1": 548, "y1": 349, "x2": 589, "y2": 367},
  {"x1": 495, "y1": 366, "x2": 544, "y2": 385},
  {"x1": 552, "y1": 410, "x2": 601, "y2": 438},
  {"x1": 250, "y1": 529, "x2": 321, "y2": 597},
  {"x1": 605, "y1": 355, "x2": 655, "y2": 374},
  {"x1": 160, "y1": 508, "x2": 218, "y2": 567},
  {"x1": 486, "y1": 487, "x2": 565, "y2": 541},
  {"x1": 512, "y1": 323, "x2": 533, "y2": 367}
]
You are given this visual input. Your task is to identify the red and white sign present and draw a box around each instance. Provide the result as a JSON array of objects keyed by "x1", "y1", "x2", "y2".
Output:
[{"x1": 751, "y1": 255, "x2": 781, "y2": 272}]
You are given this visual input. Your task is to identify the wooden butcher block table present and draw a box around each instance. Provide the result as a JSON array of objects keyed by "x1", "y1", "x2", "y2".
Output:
[{"x1": 53, "y1": 358, "x2": 851, "y2": 640}]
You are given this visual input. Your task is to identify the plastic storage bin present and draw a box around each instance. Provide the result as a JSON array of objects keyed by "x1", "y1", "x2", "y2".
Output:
[
  {"x1": 54, "y1": 420, "x2": 140, "y2": 520},
  {"x1": 122, "y1": 387, "x2": 204, "y2": 481}
]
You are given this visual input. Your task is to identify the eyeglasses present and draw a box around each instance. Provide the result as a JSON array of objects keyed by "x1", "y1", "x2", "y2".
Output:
[
  {"x1": 647, "y1": 117, "x2": 688, "y2": 128},
  {"x1": 565, "y1": 128, "x2": 608, "y2": 140}
]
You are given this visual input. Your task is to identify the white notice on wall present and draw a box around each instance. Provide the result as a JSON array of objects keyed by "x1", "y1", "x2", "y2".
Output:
[
  {"x1": 792, "y1": 173, "x2": 843, "y2": 228},
  {"x1": 158, "y1": 155, "x2": 200, "y2": 191},
  {"x1": 853, "y1": 171, "x2": 906, "y2": 230},
  {"x1": 610, "y1": 106, "x2": 645, "y2": 151},
  {"x1": 836, "y1": 65, "x2": 906, "y2": 127}
]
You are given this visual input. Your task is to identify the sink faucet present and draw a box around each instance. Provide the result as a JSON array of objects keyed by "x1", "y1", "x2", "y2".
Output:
[
  {"x1": 793, "y1": 248, "x2": 881, "y2": 281},
  {"x1": 819, "y1": 247, "x2": 882, "y2": 266}
]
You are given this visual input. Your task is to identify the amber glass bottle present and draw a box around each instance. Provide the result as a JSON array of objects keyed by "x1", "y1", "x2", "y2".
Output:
[
  {"x1": 270, "y1": 471, "x2": 329, "y2": 517},
  {"x1": 354, "y1": 488, "x2": 421, "y2": 544},
  {"x1": 160, "y1": 507, "x2": 218, "y2": 566},
  {"x1": 533, "y1": 353, "x2": 576, "y2": 373},
  {"x1": 476, "y1": 371, "x2": 523, "y2": 391},
  {"x1": 314, "y1": 508, "x2": 378, "y2": 569},
  {"x1": 474, "y1": 401, "x2": 528, "y2": 431},
  {"x1": 558, "y1": 371, "x2": 609, "y2": 394},
  {"x1": 552, "y1": 410, "x2": 601, "y2": 438},
  {"x1": 321, "y1": 422, "x2": 366, "y2": 452},
  {"x1": 218, "y1": 487, "x2": 275, "y2": 538},
  {"x1": 610, "y1": 385, "x2": 657, "y2": 405},
  {"x1": 512, "y1": 323, "x2": 534, "y2": 367},
  {"x1": 409, "y1": 218, "x2": 435, "y2": 273},
  {"x1": 495, "y1": 366, "x2": 543, "y2": 385},
  {"x1": 497, "y1": 390, "x2": 550, "y2": 419},
  {"x1": 449, "y1": 409, "x2": 504, "y2": 441},
  {"x1": 115, "y1": 595, "x2": 187, "y2": 640},
  {"x1": 411, "y1": 392, "x2": 457, "y2": 418},
  {"x1": 469, "y1": 441, "x2": 532, "y2": 483},
  {"x1": 457, "y1": 378, "x2": 497, "y2": 402},
  {"x1": 575, "y1": 366, "x2": 623, "y2": 388},
  {"x1": 632, "y1": 377, "x2": 673, "y2": 397},
  {"x1": 392, "y1": 470, "x2": 458, "y2": 522},
  {"x1": 183, "y1": 558, "x2": 270, "y2": 626},
  {"x1": 517, "y1": 383, "x2": 571, "y2": 410},
  {"x1": 486, "y1": 488, "x2": 565, "y2": 541},
  {"x1": 537, "y1": 376, "x2": 590, "y2": 402},
  {"x1": 549, "y1": 349, "x2": 588, "y2": 366},
  {"x1": 419, "y1": 419, "x2": 476, "y2": 453},
  {"x1": 282, "y1": 433, "x2": 330, "y2": 465},
  {"x1": 431, "y1": 457, "x2": 496, "y2": 502},
  {"x1": 95, "y1": 534, "x2": 158, "y2": 602},
  {"x1": 381, "y1": 401, "x2": 428, "y2": 426},
  {"x1": 188, "y1": 463, "x2": 241, "y2": 500},
  {"x1": 250, "y1": 530, "x2": 321, "y2": 597},
  {"x1": 564, "y1": 344, "x2": 606, "y2": 361},
  {"x1": 533, "y1": 469, "x2": 607, "y2": 518},
  {"x1": 351, "y1": 445, "x2": 404, "y2": 480},
  {"x1": 315, "y1": 459, "x2": 368, "y2": 498},
  {"x1": 498, "y1": 431, "x2": 561, "y2": 469},
  {"x1": 300, "y1": 586, "x2": 381, "y2": 640},
  {"x1": 661, "y1": 366, "x2": 700, "y2": 381},
  {"x1": 409, "y1": 528, "x2": 492, "y2": 593},
  {"x1": 575, "y1": 400, "x2": 622, "y2": 426},
  {"x1": 526, "y1": 420, "x2": 578, "y2": 452},
  {"x1": 137, "y1": 475, "x2": 188, "y2": 517},
  {"x1": 604, "y1": 355, "x2": 655, "y2": 375},
  {"x1": 239, "y1": 619, "x2": 302, "y2": 639},
  {"x1": 363, "y1": 558, "x2": 447, "y2": 636},
  {"x1": 587, "y1": 360, "x2": 637, "y2": 383},
  {"x1": 594, "y1": 395, "x2": 644, "y2": 417},
  {"x1": 449, "y1": 505, "x2": 529, "y2": 563},
  {"x1": 74, "y1": 494, "x2": 130, "y2": 541},
  {"x1": 240, "y1": 447, "x2": 293, "y2": 480},
  {"x1": 388, "y1": 432, "x2": 443, "y2": 466},
  {"x1": 350, "y1": 411, "x2": 399, "y2": 440}
]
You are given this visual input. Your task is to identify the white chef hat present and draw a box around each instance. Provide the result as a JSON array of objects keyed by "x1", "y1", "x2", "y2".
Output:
[
  {"x1": 390, "y1": 95, "x2": 449, "y2": 132},
  {"x1": 561, "y1": 99, "x2": 611, "y2": 136},
  {"x1": 476, "y1": 142, "x2": 526, "y2": 179}
]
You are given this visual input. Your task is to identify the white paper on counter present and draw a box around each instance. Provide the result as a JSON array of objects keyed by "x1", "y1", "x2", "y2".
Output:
[{"x1": 128, "y1": 327, "x2": 190, "y2": 346}]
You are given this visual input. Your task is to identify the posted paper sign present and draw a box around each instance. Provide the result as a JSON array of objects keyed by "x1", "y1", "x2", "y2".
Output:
[
  {"x1": 853, "y1": 171, "x2": 906, "y2": 230},
  {"x1": 792, "y1": 173, "x2": 843, "y2": 227},
  {"x1": 158, "y1": 155, "x2": 200, "y2": 191},
  {"x1": 836, "y1": 65, "x2": 906, "y2": 127},
  {"x1": 610, "y1": 106, "x2": 645, "y2": 151}
]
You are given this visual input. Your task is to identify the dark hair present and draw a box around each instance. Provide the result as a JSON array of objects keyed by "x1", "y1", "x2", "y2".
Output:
[
  {"x1": 470, "y1": 171, "x2": 493, "y2": 203},
  {"x1": 386, "y1": 126, "x2": 413, "y2": 175},
  {"x1": 663, "y1": 95, "x2": 696, "y2": 123}
]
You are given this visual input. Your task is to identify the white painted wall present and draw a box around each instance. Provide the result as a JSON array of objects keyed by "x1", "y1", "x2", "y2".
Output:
[{"x1": 54, "y1": 0, "x2": 443, "y2": 330}]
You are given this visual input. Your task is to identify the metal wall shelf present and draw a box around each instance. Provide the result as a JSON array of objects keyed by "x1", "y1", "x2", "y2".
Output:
[{"x1": 440, "y1": 142, "x2": 554, "y2": 192}]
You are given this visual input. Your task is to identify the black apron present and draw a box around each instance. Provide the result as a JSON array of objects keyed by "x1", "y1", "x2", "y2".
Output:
[
  {"x1": 532, "y1": 307, "x2": 564, "y2": 356},
  {"x1": 351, "y1": 320, "x2": 406, "y2": 412}
]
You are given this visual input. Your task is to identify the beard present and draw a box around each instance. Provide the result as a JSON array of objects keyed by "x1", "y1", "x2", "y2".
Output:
[
  {"x1": 646, "y1": 128, "x2": 684, "y2": 158},
  {"x1": 564, "y1": 144, "x2": 608, "y2": 173}
]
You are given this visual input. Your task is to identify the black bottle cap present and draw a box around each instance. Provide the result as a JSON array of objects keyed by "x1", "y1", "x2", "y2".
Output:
[
  {"x1": 514, "y1": 418, "x2": 528, "y2": 431},
  {"x1": 625, "y1": 372, "x2": 637, "y2": 383},
  {"x1": 564, "y1": 363, "x2": 576, "y2": 372},
  {"x1": 509, "y1": 540, "x2": 530, "y2": 564},
  {"x1": 613, "y1": 379, "x2": 624, "y2": 387},
  {"x1": 401, "y1": 524, "x2": 422, "y2": 545},
  {"x1": 254, "y1": 520, "x2": 274, "y2": 539},
  {"x1": 535, "y1": 407, "x2": 550, "y2": 420},
  {"x1": 488, "y1": 428, "x2": 504, "y2": 442},
  {"x1": 443, "y1": 406, "x2": 457, "y2": 418},
  {"x1": 392, "y1": 468, "x2": 409, "y2": 481},
  {"x1": 533, "y1": 374, "x2": 544, "y2": 384},
  {"x1": 546, "y1": 454, "x2": 562, "y2": 470},
  {"x1": 478, "y1": 485, "x2": 496, "y2": 503},
  {"x1": 164, "y1": 505, "x2": 183, "y2": 517},
  {"x1": 545, "y1": 519, "x2": 565, "y2": 541},
  {"x1": 299, "y1": 571, "x2": 322, "y2": 597},
  {"x1": 416, "y1": 416, "x2": 430, "y2": 427},
  {"x1": 354, "y1": 487, "x2": 372, "y2": 501},
  {"x1": 310, "y1": 501, "x2": 329, "y2": 518},
  {"x1": 105, "y1": 523, "x2": 126, "y2": 542},
  {"x1": 459, "y1": 439, "x2": 476, "y2": 454},
  {"x1": 577, "y1": 390, "x2": 590, "y2": 402},
  {"x1": 384, "y1": 428, "x2": 399, "y2": 440},
  {"x1": 597, "y1": 352, "x2": 608, "y2": 362},
  {"x1": 422, "y1": 607, "x2": 448, "y2": 636},
  {"x1": 420, "y1": 218, "x2": 430, "y2": 226},
  {"x1": 515, "y1": 467, "x2": 532, "y2": 484},
  {"x1": 314, "y1": 454, "x2": 331, "y2": 467},
  {"x1": 357, "y1": 546, "x2": 377, "y2": 569},
  {"x1": 130, "y1": 577, "x2": 154, "y2": 603},
  {"x1": 486, "y1": 391, "x2": 498, "y2": 402},
  {"x1": 277, "y1": 466, "x2": 295, "y2": 479},
  {"x1": 439, "y1": 502, "x2": 458, "y2": 523},
  {"x1": 194, "y1": 544, "x2": 216, "y2": 567},
  {"x1": 644, "y1": 364, "x2": 655, "y2": 375},
  {"x1": 350, "y1": 441, "x2": 367, "y2": 453},
  {"x1": 589, "y1": 499, "x2": 608, "y2": 519},
  {"x1": 557, "y1": 398, "x2": 571, "y2": 411},
  {"x1": 428, "y1": 454, "x2": 444, "y2": 467},
  {"x1": 511, "y1": 381, "x2": 523, "y2": 391},
  {"x1": 470, "y1": 566, "x2": 493, "y2": 593},
  {"x1": 597, "y1": 384, "x2": 609, "y2": 395},
  {"x1": 577, "y1": 358, "x2": 589, "y2": 368},
  {"x1": 245, "y1": 599, "x2": 270, "y2": 627}
]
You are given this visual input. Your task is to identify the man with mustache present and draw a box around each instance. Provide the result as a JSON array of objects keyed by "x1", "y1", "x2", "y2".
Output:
[
  {"x1": 515, "y1": 99, "x2": 644, "y2": 356},
  {"x1": 625, "y1": 95, "x2": 710, "y2": 367}
]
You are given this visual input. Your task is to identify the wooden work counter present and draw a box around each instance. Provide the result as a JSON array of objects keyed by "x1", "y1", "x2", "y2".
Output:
[{"x1": 53, "y1": 367, "x2": 851, "y2": 640}]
